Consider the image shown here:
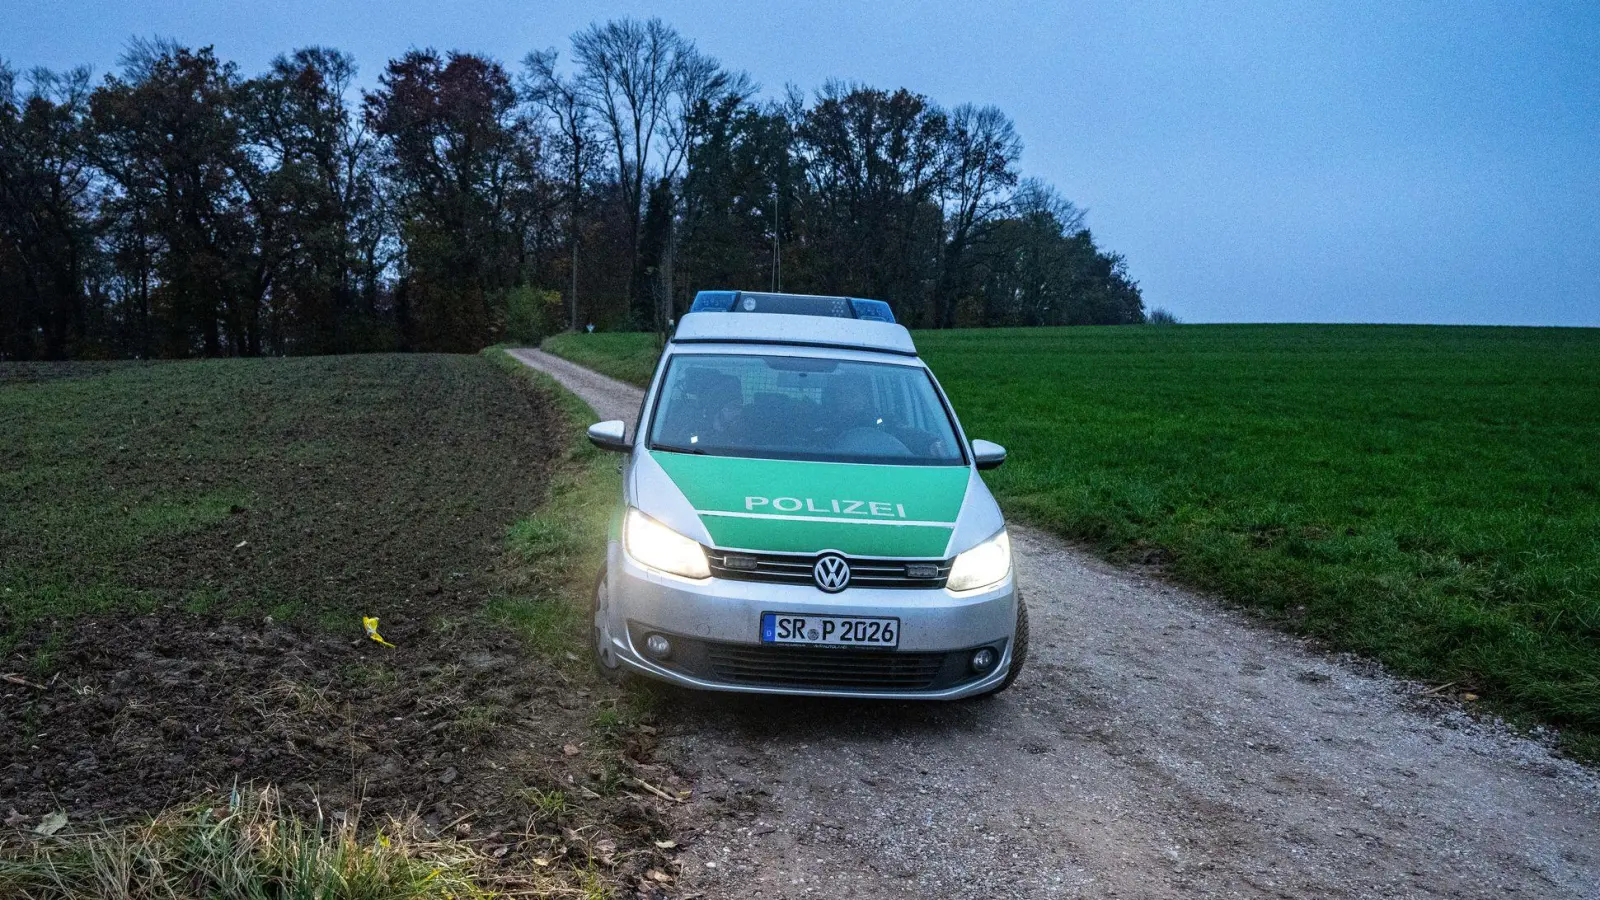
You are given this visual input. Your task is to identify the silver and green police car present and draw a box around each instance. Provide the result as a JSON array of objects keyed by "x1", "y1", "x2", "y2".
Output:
[{"x1": 584, "y1": 291, "x2": 1026, "y2": 699}]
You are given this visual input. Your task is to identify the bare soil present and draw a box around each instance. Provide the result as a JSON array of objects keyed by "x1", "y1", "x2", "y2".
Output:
[
  {"x1": 1, "y1": 355, "x2": 678, "y2": 887},
  {"x1": 2, "y1": 613, "x2": 672, "y2": 849}
]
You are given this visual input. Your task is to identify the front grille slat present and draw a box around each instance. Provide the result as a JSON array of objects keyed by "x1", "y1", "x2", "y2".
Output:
[
  {"x1": 713, "y1": 658, "x2": 942, "y2": 673},
  {"x1": 705, "y1": 549, "x2": 952, "y2": 589},
  {"x1": 704, "y1": 642, "x2": 947, "y2": 690}
]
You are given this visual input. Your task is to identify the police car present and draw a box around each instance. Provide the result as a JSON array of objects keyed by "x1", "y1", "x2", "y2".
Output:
[{"x1": 585, "y1": 290, "x2": 1026, "y2": 698}]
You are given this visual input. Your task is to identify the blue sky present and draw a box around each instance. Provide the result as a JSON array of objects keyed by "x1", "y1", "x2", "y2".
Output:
[{"x1": 4, "y1": 1, "x2": 1596, "y2": 326}]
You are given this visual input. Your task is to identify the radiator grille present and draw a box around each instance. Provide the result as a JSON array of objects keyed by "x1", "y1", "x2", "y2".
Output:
[{"x1": 705, "y1": 548, "x2": 951, "y2": 589}]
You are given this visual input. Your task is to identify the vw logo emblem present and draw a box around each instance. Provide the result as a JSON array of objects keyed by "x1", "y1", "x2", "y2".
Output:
[{"x1": 812, "y1": 554, "x2": 851, "y2": 593}]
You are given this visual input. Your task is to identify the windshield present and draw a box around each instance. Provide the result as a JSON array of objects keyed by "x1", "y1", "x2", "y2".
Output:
[{"x1": 648, "y1": 354, "x2": 966, "y2": 466}]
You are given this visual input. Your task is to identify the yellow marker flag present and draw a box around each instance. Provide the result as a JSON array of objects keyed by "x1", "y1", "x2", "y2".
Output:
[{"x1": 363, "y1": 616, "x2": 395, "y2": 648}]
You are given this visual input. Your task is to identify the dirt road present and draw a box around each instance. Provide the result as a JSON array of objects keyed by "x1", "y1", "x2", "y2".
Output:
[{"x1": 508, "y1": 348, "x2": 1600, "y2": 899}]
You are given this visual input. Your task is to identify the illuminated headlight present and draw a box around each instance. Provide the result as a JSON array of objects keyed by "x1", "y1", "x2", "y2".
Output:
[
  {"x1": 947, "y1": 529, "x2": 1011, "y2": 592},
  {"x1": 624, "y1": 508, "x2": 710, "y2": 579}
]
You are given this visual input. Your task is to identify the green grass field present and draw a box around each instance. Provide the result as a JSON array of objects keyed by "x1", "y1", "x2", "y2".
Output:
[
  {"x1": 542, "y1": 331, "x2": 666, "y2": 386},
  {"x1": 540, "y1": 324, "x2": 1600, "y2": 753}
]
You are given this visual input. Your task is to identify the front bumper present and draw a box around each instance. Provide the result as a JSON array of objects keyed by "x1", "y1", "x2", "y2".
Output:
[{"x1": 602, "y1": 542, "x2": 1018, "y2": 699}]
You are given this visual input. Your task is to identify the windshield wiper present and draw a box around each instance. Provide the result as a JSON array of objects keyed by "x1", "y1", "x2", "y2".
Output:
[{"x1": 650, "y1": 442, "x2": 706, "y2": 455}]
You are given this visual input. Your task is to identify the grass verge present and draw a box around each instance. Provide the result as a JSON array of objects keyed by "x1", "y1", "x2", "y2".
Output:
[
  {"x1": 538, "y1": 325, "x2": 1600, "y2": 759},
  {"x1": 540, "y1": 332, "x2": 662, "y2": 387},
  {"x1": 0, "y1": 788, "x2": 497, "y2": 900},
  {"x1": 483, "y1": 346, "x2": 621, "y2": 661}
]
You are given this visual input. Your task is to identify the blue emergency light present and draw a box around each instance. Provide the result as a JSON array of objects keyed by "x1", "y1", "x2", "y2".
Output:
[{"x1": 689, "y1": 290, "x2": 896, "y2": 324}]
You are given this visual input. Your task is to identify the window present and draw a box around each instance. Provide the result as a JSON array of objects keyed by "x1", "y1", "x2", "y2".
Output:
[{"x1": 648, "y1": 354, "x2": 965, "y2": 466}]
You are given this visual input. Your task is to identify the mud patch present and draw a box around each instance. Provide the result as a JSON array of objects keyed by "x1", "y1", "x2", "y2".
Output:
[{"x1": 2, "y1": 613, "x2": 674, "y2": 874}]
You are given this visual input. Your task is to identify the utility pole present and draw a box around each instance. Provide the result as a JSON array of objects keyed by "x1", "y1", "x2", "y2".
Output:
[
  {"x1": 569, "y1": 223, "x2": 579, "y2": 332},
  {"x1": 771, "y1": 181, "x2": 781, "y2": 291}
]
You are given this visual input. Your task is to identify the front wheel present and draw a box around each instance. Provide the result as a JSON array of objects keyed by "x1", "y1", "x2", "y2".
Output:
[
  {"x1": 591, "y1": 567, "x2": 627, "y2": 684},
  {"x1": 974, "y1": 594, "x2": 1029, "y2": 698}
]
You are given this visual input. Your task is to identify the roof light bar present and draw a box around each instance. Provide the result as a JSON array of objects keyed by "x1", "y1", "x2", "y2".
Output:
[{"x1": 689, "y1": 290, "x2": 896, "y2": 324}]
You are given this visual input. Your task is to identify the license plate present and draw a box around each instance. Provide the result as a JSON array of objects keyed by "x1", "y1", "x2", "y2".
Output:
[{"x1": 761, "y1": 613, "x2": 900, "y2": 648}]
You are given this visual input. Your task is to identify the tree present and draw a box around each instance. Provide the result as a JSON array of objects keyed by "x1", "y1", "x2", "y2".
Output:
[
  {"x1": 523, "y1": 48, "x2": 600, "y2": 332},
  {"x1": 677, "y1": 96, "x2": 795, "y2": 301},
  {"x1": 1, "y1": 23, "x2": 1149, "y2": 358},
  {"x1": 971, "y1": 185, "x2": 1143, "y2": 326},
  {"x1": 1012, "y1": 177, "x2": 1085, "y2": 234},
  {"x1": 365, "y1": 49, "x2": 548, "y2": 352},
  {"x1": 936, "y1": 104, "x2": 1021, "y2": 328},
  {"x1": 0, "y1": 63, "x2": 98, "y2": 359},
  {"x1": 241, "y1": 47, "x2": 389, "y2": 353},
  {"x1": 795, "y1": 83, "x2": 949, "y2": 324},
  {"x1": 635, "y1": 176, "x2": 675, "y2": 332},
  {"x1": 660, "y1": 48, "x2": 754, "y2": 185},
  {"x1": 569, "y1": 18, "x2": 746, "y2": 325},
  {"x1": 91, "y1": 40, "x2": 268, "y2": 357},
  {"x1": 570, "y1": 18, "x2": 683, "y2": 321}
]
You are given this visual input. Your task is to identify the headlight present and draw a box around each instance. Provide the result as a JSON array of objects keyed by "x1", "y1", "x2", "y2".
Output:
[
  {"x1": 947, "y1": 529, "x2": 1011, "y2": 592},
  {"x1": 624, "y1": 508, "x2": 710, "y2": 579}
]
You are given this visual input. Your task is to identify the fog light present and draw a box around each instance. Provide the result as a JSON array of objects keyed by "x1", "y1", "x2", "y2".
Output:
[
  {"x1": 971, "y1": 647, "x2": 997, "y2": 673},
  {"x1": 644, "y1": 633, "x2": 672, "y2": 659}
]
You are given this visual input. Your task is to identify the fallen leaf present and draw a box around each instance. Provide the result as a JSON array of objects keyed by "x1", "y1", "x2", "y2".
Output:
[
  {"x1": 595, "y1": 838, "x2": 617, "y2": 854},
  {"x1": 5, "y1": 809, "x2": 27, "y2": 827},
  {"x1": 647, "y1": 869, "x2": 674, "y2": 883},
  {"x1": 34, "y1": 812, "x2": 67, "y2": 836},
  {"x1": 532, "y1": 857, "x2": 552, "y2": 867},
  {"x1": 562, "y1": 743, "x2": 580, "y2": 757},
  {"x1": 654, "y1": 839, "x2": 677, "y2": 850},
  {"x1": 1463, "y1": 692, "x2": 1479, "y2": 701}
]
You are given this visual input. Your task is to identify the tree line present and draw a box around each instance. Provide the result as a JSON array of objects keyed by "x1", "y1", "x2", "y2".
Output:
[{"x1": 0, "y1": 19, "x2": 1146, "y2": 360}]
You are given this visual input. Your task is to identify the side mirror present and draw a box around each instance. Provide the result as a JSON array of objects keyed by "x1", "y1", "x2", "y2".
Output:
[
  {"x1": 587, "y1": 420, "x2": 631, "y2": 453},
  {"x1": 971, "y1": 439, "x2": 1007, "y2": 470}
]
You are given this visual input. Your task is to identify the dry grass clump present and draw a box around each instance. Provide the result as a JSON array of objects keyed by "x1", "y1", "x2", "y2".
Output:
[{"x1": 0, "y1": 787, "x2": 574, "y2": 900}]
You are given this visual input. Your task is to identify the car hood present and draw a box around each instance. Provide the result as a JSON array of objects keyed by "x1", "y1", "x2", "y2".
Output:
[{"x1": 648, "y1": 450, "x2": 970, "y2": 558}]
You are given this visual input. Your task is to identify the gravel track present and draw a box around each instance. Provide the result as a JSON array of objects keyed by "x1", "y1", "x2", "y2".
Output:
[
  {"x1": 508, "y1": 348, "x2": 1600, "y2": 899},
  {"x1": 505, "y1": 348, "x2": 644, "y2": 430}
]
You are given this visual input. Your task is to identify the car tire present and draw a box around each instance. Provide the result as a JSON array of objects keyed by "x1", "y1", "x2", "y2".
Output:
[
  {"x1": 591, "y1": 566, "x2": 628, "y2": 685},
  {"x1": 975, "y1": 593, "x2": 1029, "y2": 698}
]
